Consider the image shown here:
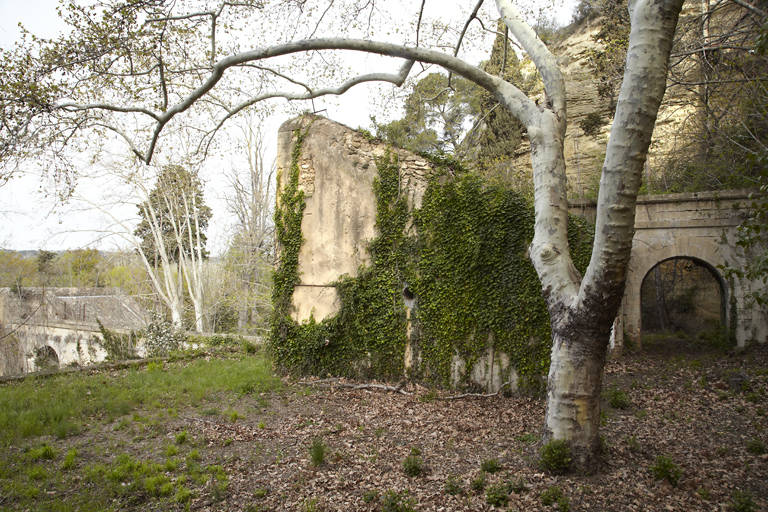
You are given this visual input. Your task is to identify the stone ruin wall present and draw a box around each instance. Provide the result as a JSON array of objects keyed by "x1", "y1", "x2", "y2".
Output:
[
  {"x1": 277, "y1": 116, "x2": 518, "y2": 391},
  {"x1": 276, "y1": 116, "x2": 437, "y2": 323}
]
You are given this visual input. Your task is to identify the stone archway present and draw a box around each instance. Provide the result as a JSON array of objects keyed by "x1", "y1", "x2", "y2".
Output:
[
  {"x1": 640, "y1": 256, "x2": 727, "y2": 341},
  {"x1": 35, "y1": 345, "x2": 59, "y2": 370},
  {"x1": 569, "y1": 190, "x2": 768, "y2": 348}
]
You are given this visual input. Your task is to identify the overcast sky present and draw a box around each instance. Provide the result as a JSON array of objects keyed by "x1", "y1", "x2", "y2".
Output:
[{"x1": 0, "y1": 0, "x2": 576, "y2": 254}]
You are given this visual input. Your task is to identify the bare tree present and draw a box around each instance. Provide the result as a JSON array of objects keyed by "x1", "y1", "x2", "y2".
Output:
[
  {"x1": 222, "y1": 118, "x2": 275, "y2": 334},
  {"x1": 0, "y1": 0, "x2": 693, "y2": 466}
]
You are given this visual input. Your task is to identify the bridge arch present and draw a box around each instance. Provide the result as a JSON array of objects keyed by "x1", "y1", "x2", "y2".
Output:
[
  {"x1": 639, "y1": 255, "x2": 727, "y2": 338},
  {"x1": 35, "y1": 345, "x2": 60, "y2": 370},
  {"x1": 572, "y1": 190, "x2": 767, "y2": 348}
]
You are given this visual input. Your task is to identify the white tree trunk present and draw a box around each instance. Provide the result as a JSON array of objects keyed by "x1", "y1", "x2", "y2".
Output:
[{"x1": 530, "y1": 0, "x2": 685, "y2": 466}]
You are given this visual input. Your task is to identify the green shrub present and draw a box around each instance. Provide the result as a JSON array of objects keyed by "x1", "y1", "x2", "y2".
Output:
[
  {"x1": 540, "y1": 486, "x2": 563, "y2": 506},
  {"x1": 730, "y1": 490, "x2": 757, "y2": 512},
  {"x1": 362, "y1": 489, "x2": 379, "y2": 503},
  {"x1": 604, "y1": 387, "x2": 630, "y2": 409},
  {"x1": 444, "y1": 475, "x2": 463, "y2": 495},
  {"x1": 486, "y1": 483, "x2": 509, "y2": 506},
  {"x1": 471, "y1": 472, "x2": 486, "y2": 492},
  {"x1": 381, "y1": 490, "x2": 416, "y2": 512},
  {"x1": 746, "y1": 438, "x2": 766, "y2": 455},
  {"x1": 403, "y1": 449, "x2": 423, "y2": 477},
  {"x1": 309, "y1": 438, "x2": 328, "y2": 467},
  {"x1": 650, "y1": 455, "x2": 683, "y2": 487},
  {"x1": 480, "y1": 458, "x2": 501, "y2": 473},
  {"x1": 540, "y1": 439, "x2": 572, "y2": 473},
  {"x1": 506, "y1": 478, "x2": 527, "y2": 494}
]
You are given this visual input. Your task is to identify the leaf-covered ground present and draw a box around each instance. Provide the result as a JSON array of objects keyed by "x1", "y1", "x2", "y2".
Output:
[{"x1": 1, "y1": 344, "x2": 767, "y2": 511}]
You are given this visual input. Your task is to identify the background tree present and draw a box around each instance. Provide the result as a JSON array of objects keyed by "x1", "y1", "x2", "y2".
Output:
[
  {"x1": 372, "y1": 73, "x2": 483, "y2": 155},
  {"x1": 0, "y1": 0, "x2": 690, "y2": 467},
  {"x1": 221, "y1": 121, "x2": 275, "y2": 334},
  {"x1": 134, "y1": 164, "x2": 212, "y2": 331}
]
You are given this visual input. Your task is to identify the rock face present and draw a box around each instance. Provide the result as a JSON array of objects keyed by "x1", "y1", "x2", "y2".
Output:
[{"x1": 511, "y1": 18, "x2": 699, "y2": 198}]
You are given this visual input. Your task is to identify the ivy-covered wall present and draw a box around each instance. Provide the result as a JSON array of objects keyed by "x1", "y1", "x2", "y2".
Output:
[{"x1": 271, "y1": 116, "x2": 594, "y2": 392}]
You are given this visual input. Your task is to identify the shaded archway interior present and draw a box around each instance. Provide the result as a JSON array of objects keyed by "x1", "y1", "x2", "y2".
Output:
[{"x1": 640, "y1": 256, "x2": 726, "y2": 340}]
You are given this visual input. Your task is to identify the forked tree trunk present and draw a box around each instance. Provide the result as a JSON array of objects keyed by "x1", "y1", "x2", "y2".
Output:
[{"x1": 522, "y1": 0, "x2": 685, "y2": 467}]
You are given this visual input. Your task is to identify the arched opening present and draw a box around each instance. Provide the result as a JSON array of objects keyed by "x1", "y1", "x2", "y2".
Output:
[
  {"x1": 640, "y1": 257, "x2": 726, "y2": 347},
  {"x1": 34, "y1": 345, "x2": 60, "y2": 370}
]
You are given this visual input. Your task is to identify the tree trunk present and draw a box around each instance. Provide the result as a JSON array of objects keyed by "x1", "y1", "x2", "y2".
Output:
[{"x1": 533, "y1": 0, "x2": 684, "y2": 468}]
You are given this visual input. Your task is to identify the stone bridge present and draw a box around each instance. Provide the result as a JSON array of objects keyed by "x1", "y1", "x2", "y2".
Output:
[
  {"x1": 0, "y1": 288, "x2": 147, "y2": 376},
  {"x1": 570, "y1": 189, "x2": 768, "y2": 348}
]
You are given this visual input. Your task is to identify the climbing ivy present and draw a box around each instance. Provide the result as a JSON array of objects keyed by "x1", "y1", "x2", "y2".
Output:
[
  {"x1": 270, "y1": 132, "x2": 594, "y2": 391},
  {"x1": 412, "y1": 172, "x2": 593, "y2": 392}
]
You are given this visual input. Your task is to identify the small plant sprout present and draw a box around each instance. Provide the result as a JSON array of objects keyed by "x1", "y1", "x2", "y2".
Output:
[
  {"x1": 540, "y1": 439, "x2": 572, "y2": 473},
  {"x1": 480, "y1": 458, "x2": 501, "y2": 473},
  {"x1": 746, "y1": 438, "x2": 766, "y2": 455},
  {"x1": 175, "y1": 430, "x2": 188, "y2": 445},
  {"x1": 650, "y1": 455, "x2": 683, "y2": 487},
  {"x1": 403, "y1": 448, "x2": 423, "y2": 477},
  {"x1": 309, "y1": 438, "x2": 328, "y2": 467},
  {"x1": 381, "y1": 489, "x2": 416, "y2": 512},
  {"x1": 485, "y1": 483, "x2": 509, "y2": 507},
  {"x1": 730, "y1": 490, "x2": 757, "y2": 512},
  {"x1": 540, "y1": 486, "x2": 563, "y2": 506},
  {"x1": 444, "y1": 475, "x2": 463, "y2": 496},
  {"x1": 470, "y1": 472, "x2": 486, "y2": 492}
]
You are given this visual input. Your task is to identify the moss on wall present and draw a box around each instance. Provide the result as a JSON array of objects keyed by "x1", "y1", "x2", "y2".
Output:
[{"x1": 270, "y1": 130, "x2": 594, "y2": 390}]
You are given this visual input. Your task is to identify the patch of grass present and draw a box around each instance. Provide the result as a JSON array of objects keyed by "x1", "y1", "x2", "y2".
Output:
[
  {"x1": 403, "y1": 448, "x2": 423, "y2": 477},
  {"x1": 540, "y1": 439, "x2": 572, "y2": 473},
  {"x1": 175, "y1": 486, "x2": 192, "y2": 503},
  {"x1": 165, "y1": 444, "x2": 179, "y2": 457},
  {"x1": 480, "y1": 458, "x2": 501, "y2": 473},
  {"x1": 309, "y1": 438, "x2": 328, "y2": 467},
  {"x1": 516, "y1": 433, "x2": 538, "y2": 443},
  {"x1": 650, "y1": 455, "x2": 683, "y2": 487},
  {"x1": 61, "y1": 448, "x2": 78, "y2": 470},
  {"x1": 362, "y1": 488, "x2": 379, "y2": 503},
  {"x1": 27, "y1": 465, "x2": 48, "y2": 481},
  {"x1": 0, "y1": 355, "x2": 281, "y2": 445},
  {"x1": 28, "y1": 443, "x2": 56, "y2": 460},
  {"x1": 175, "y1": 430, "x2": 188, "y2": 445}
]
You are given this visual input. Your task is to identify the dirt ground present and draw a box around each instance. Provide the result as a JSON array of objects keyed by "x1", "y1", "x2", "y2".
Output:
[
  {"x1": 5, "y1": 344, "x2": 768, "y2": 511},
  {"x1": 182, "y1": 345, "x2": 768, "y2": 511}
]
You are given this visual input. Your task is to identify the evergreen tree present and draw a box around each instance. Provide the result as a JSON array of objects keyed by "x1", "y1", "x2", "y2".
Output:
[{"x1": 133, "y1": 165, "x2": 212, "y2": 267}]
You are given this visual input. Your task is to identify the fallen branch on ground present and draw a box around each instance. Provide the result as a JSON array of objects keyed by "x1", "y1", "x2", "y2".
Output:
[
  {"x1": 442, "y1": 381, "x2": 511, "y2": 400},
  {"x1": 298, "y1": 379, "x2": 413, "y2": 395}
]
